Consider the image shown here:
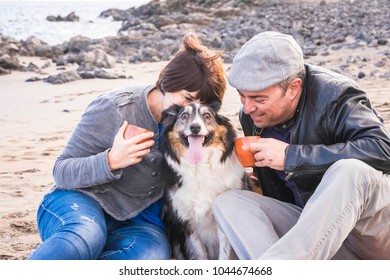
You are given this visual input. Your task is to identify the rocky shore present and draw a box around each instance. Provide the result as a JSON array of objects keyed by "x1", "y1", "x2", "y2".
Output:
[{"x1": 0, "y1": 0, "x2": 389, "y2": 84}]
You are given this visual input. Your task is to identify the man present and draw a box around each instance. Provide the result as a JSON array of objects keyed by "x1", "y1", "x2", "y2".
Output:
[{"x1": 213, "y1": 31, "x2": 390, "y2": 259}]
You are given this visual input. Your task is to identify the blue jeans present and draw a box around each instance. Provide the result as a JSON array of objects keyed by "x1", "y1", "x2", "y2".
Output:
[{"x1": 27, "y1": 190, "x2": 170, "y2": 260}]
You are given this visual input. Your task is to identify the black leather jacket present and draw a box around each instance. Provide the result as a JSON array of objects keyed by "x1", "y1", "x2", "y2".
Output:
[{"x1": 240, "y1": 64, "x2": 390, "y2": 206}]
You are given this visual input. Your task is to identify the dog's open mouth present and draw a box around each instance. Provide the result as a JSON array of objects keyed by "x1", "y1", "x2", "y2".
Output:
[
  {"x1": 181, "y1": 133, "x2": 213, "y2": 165},
  {"x1": 180, "y1": 133, "x2": 213, "y2": 147}
]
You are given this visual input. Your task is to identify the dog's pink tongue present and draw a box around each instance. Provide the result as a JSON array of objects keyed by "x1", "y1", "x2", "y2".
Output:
[{"x1": 186, "y1": 135, "x2": 205, "y2": 165}]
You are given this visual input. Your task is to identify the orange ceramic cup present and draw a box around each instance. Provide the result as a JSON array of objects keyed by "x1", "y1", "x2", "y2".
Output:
[
  {"x1": 124, "y1": 124, "x2": 152, "y2": 143},
  {"x1": 234, "y1": 136, "x2": 260, "y2": 167}
]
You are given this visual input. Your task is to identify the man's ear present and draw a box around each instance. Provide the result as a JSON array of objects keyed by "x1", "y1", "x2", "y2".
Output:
[{"x1": 288, "y1": 78, "x2": 303, "y2": 99}]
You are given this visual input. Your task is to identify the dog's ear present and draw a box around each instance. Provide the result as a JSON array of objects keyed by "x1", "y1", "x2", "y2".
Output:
[
  {"x1": 208, "y1": 100, "x2": 222, "y2": 113},
  {"x1": 161, "y1": 104, "x2": 182, "y2": 125},
  {"x1": 215, "y1": 113, "x2": 232, "y2": 127},
  {"x1": 208, "y1": 101, "x2": 230, "y2": 127},
  {"x1": 162, "y1": 104, "x2": 181, "y2": 121}
]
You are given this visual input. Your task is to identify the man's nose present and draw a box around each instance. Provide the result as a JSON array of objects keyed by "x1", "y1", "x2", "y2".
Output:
[{"x1": 243, "y1": 100, "x2": 255, "y2": 115}]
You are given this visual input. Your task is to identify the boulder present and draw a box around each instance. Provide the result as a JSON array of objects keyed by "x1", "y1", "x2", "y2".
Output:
[
  {"x1": 46, "y1": 11, "x2": 79, "y2": 22},
  {"x1": 44, "y1": 70, "x2": 81, "y2": 84}
]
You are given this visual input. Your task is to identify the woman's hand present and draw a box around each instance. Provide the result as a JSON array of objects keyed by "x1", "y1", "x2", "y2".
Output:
[
  {"x1": 107, "y1": 121, "x2": 154, "y2": 171},
  {"x1": 250, "y1": 138, "x2": 288, "y2": 171}
]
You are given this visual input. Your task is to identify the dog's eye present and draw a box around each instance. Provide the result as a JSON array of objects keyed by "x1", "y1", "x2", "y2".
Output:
[
  {"x1": 180, "y1": 112, "x2": 190, "y2": 120},
  {"x1": 203, "y1": 112, "x2": 212, "y2": 119}
]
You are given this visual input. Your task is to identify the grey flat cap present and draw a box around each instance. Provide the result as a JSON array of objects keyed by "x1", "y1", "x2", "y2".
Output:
[{"x1": 228, "y1": 31, "x2": 304, "y2": 91}]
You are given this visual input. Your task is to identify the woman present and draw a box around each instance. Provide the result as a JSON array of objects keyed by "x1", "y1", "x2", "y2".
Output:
[{"x1": 28, "y1": 33, "x2": 226, "y2": 260}]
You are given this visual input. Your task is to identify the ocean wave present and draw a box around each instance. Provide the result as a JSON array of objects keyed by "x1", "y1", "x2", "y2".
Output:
[{"x1": 0, "y1": 0, "x2": 148, "y2": 45}]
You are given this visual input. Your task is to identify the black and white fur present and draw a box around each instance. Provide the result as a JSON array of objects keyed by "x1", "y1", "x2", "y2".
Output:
[{"x1": 161, "y1": 102, "x2": 251, "y2": 260}]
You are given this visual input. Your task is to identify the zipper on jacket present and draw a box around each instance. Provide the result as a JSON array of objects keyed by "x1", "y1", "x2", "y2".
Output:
[{"x1": 285, "y1": 172, "x2": 293, "y2": 181}]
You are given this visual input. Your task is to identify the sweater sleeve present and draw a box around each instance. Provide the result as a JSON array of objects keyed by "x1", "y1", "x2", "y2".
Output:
[{"x1": 52, "y1": 95, "x2": 123, "y2": 189}]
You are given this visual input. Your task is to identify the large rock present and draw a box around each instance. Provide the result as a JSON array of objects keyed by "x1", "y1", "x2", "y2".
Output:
[
  {"x1": 79, "y1": 48, "x2": 116, "y2": 68},
  {"x1": 67, "y1": 36, "x2": 92, "y2": 53},
  {"x1": 99, "y1": 8, "x2": 129, "y2": 21},
  {"x1": 44, "y1": 70, "x2": 81, "y2": 84},
  {"x1": 20, "y1": 36, "x2": 53, "y2": 57},
  {"x1": 0, "y1": 54, "x2": 22, "y2": 71},
  {"x1": 46, "y1": 11, "x2": 79, "y2": 22}
]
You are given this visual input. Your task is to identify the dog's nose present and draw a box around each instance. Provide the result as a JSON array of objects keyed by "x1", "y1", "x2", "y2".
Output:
[{"x1": 190, "y1": 123, "x2": 201, "y2": 135}]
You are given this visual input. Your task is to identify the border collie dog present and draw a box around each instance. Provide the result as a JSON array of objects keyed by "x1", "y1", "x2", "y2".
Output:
[{"x1": 161, "y1": 102, "x2": 250, "y2": 260}]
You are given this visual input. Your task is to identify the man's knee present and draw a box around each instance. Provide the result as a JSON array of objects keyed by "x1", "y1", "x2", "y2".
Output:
[
  {"x1": 326, "y1": 159, "x2": 375, "y2": 184},
  {"x1": 213, "y1": 189, "x2": 254, "y2": 214},
  {"x1": 329, "y1": 159, "x2": 371, "y2": 174},
  {"x1": 214, "y1": 190, "x2": 239, "y2": 207}
]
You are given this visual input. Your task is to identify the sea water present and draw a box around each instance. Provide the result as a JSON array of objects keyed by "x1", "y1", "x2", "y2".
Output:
[{"x1": 0, "y1": 0, "x2": 149, "y2": 46}]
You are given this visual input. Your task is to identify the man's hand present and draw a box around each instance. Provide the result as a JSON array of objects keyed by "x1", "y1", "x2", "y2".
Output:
[{"x1": 250, "y1": 138, "x2": 288, "y2": 170}]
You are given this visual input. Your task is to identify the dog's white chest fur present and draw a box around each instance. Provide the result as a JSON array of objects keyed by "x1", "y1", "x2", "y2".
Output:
[{"x1": 167, "y1": 147, "x2": 244, "y2": 258}]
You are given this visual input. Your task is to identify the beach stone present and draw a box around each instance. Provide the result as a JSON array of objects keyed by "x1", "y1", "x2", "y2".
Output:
[
  {"x1": 54, "y1": 53, "x2": 79, "y2": 66},
  {"x1": 377, "y1": 38, "x2": 388, "y2": 45},
  {"x1": 44, "y1": 70, "x2": 81, "y2": 84},
  {"x1": 368, "y1": 40, "x2": 379, "y2": 48},
  {"x1": 46, "y1": 11, "x2": 79, "y2": 22},
  {"x1": 379, "y1": 72, "x2": 390, "y2": 80},
  {"x1": 0, "y1": 66, "x2": 11, "y2": 75},
  {"x1": 374, "y1": 58, "x2": 387, "y2": 68},
  {"x1": 78, "y1": 71, "x2": 95, "y2": 79},
  {"x1": 5, "y1": 43, "x2": 20, "y2": 54},
  {"x1": 99, "y1": 8, "x2": 128, "y2": 21},
  {"x1": 21, "y1": 36, "x2": 53, "y2": 57},
  {"x1": 0, "y1": 54, "x2": 22, "y2": 70},
  {"x1": 94, "y1": 69, "x2": 126, "y2": 79},
  {"x1": 25, "y1": 62, "x2": 41, "y2": 73},
  {"x1": 25, "y1": 76, "x2": 42, "y2": 82},
  {"x1": 147, "y1": 15, "x2": 177, "y2": 29},
  {"x1": 67, "y1": 36, "x2": 92, "y2": 53},
  {"x1": 79, "y1": 48, "x2": 116, "y2": 68},
  {"x1": 41, "y1": 61, "x2": 51, "y2": 69}
]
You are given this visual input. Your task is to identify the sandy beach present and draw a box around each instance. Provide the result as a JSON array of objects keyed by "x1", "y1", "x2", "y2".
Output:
[{"x1": 1, "y1": 41, "x2": 390, "y2": 260}]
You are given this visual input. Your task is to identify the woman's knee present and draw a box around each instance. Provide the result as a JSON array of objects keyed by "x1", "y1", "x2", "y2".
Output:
[
  {"x1": 71, "y1": 215, "x2": 107, "y2": 251},
  {"x1": 122, "y1": 228, "x2": 170, "y2": 260},
  {"x1": 36, "y1": 190, "x2": 107, "y2": 259},
  {"x1": 99, "y1": 224, "x2": 170, "y2": 260},
  {"x1": 140, "y1": 234, "x2": 170, "y2": 259}
]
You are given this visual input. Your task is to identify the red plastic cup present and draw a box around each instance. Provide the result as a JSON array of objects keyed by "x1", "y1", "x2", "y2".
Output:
[
  {"x1": 124, "y1": 124, "x2": 152, "y2": 143},
  {"x1": 234, "y1": 136, "x2": 260, "y2": 167}
]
